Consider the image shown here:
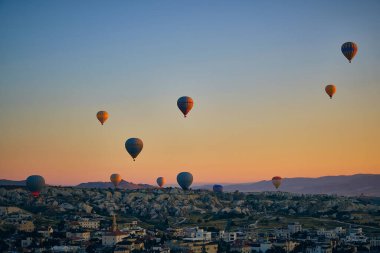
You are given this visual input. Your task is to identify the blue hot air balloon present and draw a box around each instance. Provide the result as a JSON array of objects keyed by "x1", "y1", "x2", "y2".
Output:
[
  {"x1": 26, "y1": 175, "x2": 45, "y2": 197},
  {"x1": 177, "y1": 96, "x2": 194, "y2": 118},
  {"x1": 341, "y1": 42, "x2": 358, "y2": 63},
  {"x1": 177, "y1": 172, "x2": 193, "y2": 190},
  {"x1": 213, "y1": 184, "x2": 223, "y2": 193},
  {"x1": 125, "y1": 138, "x2": 143, "y2": 161}
]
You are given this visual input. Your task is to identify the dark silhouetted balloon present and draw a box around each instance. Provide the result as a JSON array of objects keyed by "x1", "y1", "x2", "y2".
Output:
[
  {"x1": 341, "y1": 42, "x2": 358, "y2": 63},
  {"x1": 125, "y1": 138, "x2": 143, "y2": 161},
  {"x1": 177, "y1": 172, "x2": 193, "y2": 190},
  {"x1": 97, "y1": 111, "x2": 109, "y2": 125},
  {"x1": 213, "y1": 184, "x2": 223, "y2": 193},
  {"x1": 110, "y1": 174, "x2": 122, "y2": 187},
  {"x1": 272, "y1": 176, "x2": 282, "y2": 189},
  {"x1": 325, "y1": 84, "x2": 336, "y2": 99},
  {"x1": 156, "y1": 177, "x2": 166, "y2": 187},
  {"x1": 177, "y1": 96, "x2": 194, "y2": 118},
  {"x1": 26, "y1": 175, "x2": 45, "y2": 197}
]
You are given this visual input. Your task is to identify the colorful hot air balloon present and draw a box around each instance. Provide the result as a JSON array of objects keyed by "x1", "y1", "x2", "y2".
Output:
[
  {"x1": 125, "y1": 138, "x2": 143, "y2": 161},
  {"x1": 272, "y1": 176, "x2": 282, "y2": 189},
  {"x1": 26, "y1": 175, "x2": 45, "y2": 198},
  {"x1": 213, "y1": 184, "x2": 223, "y2": 193},
  {"x1": 325, "y1": 84, "x2": 336, "y2": 99},
  {"x1": 341, "y1": 42, "x2": 358, "y2": 63},
  {"x1": 156, "y1": 177, "x2": 166, "y2": 188},
  {"x1": 110, "y1": 174, "x2": 122, "y2": 187},
  {"x1": 177, "y1": 172, "x2": 193, "y2": 190},
  {"x1": 177, "y1": 96, "x2": 194, "y2": 118},
  {"x1": 97, "y1": 111, "x2": 109, "y2": 125}
]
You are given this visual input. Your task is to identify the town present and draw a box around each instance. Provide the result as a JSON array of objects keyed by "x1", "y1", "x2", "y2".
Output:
[{"x1": 1, "y1": 186, "x2": 379, "y2": 252}]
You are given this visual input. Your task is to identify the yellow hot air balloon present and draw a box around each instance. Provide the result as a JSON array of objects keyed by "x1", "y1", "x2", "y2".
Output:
[
  {"x1": 97, "y1": 111, "x2": 109, "y2": 125},
  {"x1": 110, "y1": 174, "x2": 122, "y2": 187},
  {"x1": 325, "y1": 84, "x2": 336, "y2": 99},
  {"x1": 272, "y1": 176, "x2": 282, "y2": 189}
]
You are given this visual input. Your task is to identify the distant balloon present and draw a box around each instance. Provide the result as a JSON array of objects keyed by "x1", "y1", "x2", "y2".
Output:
[
  {"x1": 97, "y1": 111, "x2": 109, "y2": 125},
  {"x1": 177, "y1": 96, "x2": 194, "y2": 118},
  {"x1": 110, "y1": 174, "x2": 122, "y2": 187},
  {"x1": 272, "y1": 176, "x2": 282, "y2": 189},
  {"x1": 177, "y1": 172, "x2": 193, "y2": 190},
  {"x1": 156, "y1": 177, "x2": 166, "y2": 188},
  {"x1": 325, "y1": 84, "x2": 336, "y2": 99},
  {"x1": 125, "y1": 138, "x2": 143, "y2": 161},
  {"x1": 213, "y1": 184, "x2": 223, "y2": 193},
  {"x1": 26, "y1": 175, "x2": 45, "y2": 198},
  {"x1": 341, "y1": 42, "x2": 358, "y2": 63}
]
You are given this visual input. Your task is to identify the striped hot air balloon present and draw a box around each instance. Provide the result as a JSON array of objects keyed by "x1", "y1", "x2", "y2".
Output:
[
  {"x1": 341, "y1": 42, "x2": 358, "y2": 63},
  {"x1": 26, "y1": 175, "x2": 45, "y2": 198},
  {"x1": 177, "y1": 96, "x2": 194, "y2": 118},
  {"x1": 96, "y1": 111, "x2": 109, "y2": 125}
]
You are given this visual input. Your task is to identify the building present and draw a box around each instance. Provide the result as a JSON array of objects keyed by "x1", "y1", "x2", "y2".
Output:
[
  {"x1": 66, "y1": 230, "x2": 91, "y2": 241},
  {"x1": 288, "y1": 222, "x2": 302, "y2": 234},
  {"x1": 78, "y1": 218, "x2": 100, "y2": 230},
  {"x1": 17, "y1": 220, "x2": 35, "y2": 232},
  {"x1": 102, "y1": 215, "x2": 129, "y2": 246}
]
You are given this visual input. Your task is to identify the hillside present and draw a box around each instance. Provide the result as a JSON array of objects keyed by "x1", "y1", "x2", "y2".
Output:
[{"x1": 196, "y1": 174, "x2": 380, "y2": 196}]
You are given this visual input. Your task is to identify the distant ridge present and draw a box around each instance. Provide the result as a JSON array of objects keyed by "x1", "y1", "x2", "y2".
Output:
[
  {"x1": 195, "y1": 174, "x2": 380, "y2": 196},
  {"x1": 1, "y1": 174, "x2": 379, "y2": 196},
  {"x1": 76, "y1": 180, "x2": 153, "y2": 190}
]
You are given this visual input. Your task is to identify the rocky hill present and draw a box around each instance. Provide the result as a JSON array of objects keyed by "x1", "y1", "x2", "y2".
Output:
[{"x1": 196, "y1": 174, "x2": 380, "y2": 196}]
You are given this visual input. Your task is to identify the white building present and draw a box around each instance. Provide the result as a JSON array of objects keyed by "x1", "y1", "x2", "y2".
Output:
[{"x1": 183, "y1": 228, "x2": 212, "y2": 242}]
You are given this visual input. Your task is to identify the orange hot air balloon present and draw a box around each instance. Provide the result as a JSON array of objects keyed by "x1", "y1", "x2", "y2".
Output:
[
  {"x1": 156, "y1": 177, "x2": 166, "y2": 188},
  {"x1": 325, "y1": 84, "x2": 336, "y2": 99},
  {"x1": 97, "y1": 111, "x2": 109, "y2": 125},
  {"x1": 110, "y1": 174, "x2": 122, "y2": 187},
  {"x1": 272, "y1": 176, "x2": 282, "y2": 189}
]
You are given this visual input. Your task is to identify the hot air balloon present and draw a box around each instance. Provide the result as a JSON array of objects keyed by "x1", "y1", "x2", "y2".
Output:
[
  {"x1": 325, "y1": 84, "x2": 336, "y2": 99},
  {"x1": 26, "y1": 175, "x2": 45, "y2": 198},
  {"x1": 156, "y1": 177, "x2": 166, "y2": 188},
  {"x1": 177, "y1": 96, "x2": 194, "y2": 118},
  {"x1": 97, "y1": 111, "x2": 109, "y2": 125},
  {"x1": 177, "y1": 172, "x2": 193, "y2": 190},
  {"x1": 341, "y1": 42, "x2": 358, "y2": 63},
  {"x1": 125, "y1": 138, "x2": 143, "y2": 161},
  {"x1": 213, "y1": 184, "x2": 223, "y2": 193},
  {"x1": 272, "y1": 176, "x2": 282, "y2": 189},
  {"x1": 110, "y1": 174, "x2": 122, "y2": 188}
]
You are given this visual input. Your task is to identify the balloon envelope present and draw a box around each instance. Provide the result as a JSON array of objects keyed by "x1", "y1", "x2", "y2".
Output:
[
  {"x1": 177, "y1": 96, "x2": 194, "y2": 117},
  {"x1": 156, "y1": 177, "x2": 166, "y2": 187},
  {"x1": 272, "y1": 176, "x2": 282, "y2": 189},
  {"x1": 177, "y1": 172, "x2": 193, "y2": 190},
  {"x1": 125, "y1": 138, "x2": 143, "y2": 161},
  {"x1": 26, "y1": 175, "x2": 45, "y2": 196},
  {"x1": 110, "y1": 174, "x2": 122, "y2": 187},
  {"x1": 97, "y1": 111, "x2": 109, "y2": 125},
  {"x1": 325, "y1": 84, "x2": 336, "y2": 99},
  {"x1": 341, "y1": 42, "x2": 358, "y2": 63},
  {"x1": 213, "y1": 184, "x2": 223, "y2": 193}
]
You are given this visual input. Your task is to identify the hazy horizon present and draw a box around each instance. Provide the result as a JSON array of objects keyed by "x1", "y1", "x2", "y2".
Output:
[{"x1": 1, "y1": 1, "x2": 379, "y2": 185}]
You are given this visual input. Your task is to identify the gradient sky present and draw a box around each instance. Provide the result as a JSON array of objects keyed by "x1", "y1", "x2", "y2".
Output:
[{"x1": 0, "y1": 0, "x2": 379, "y2": 186}]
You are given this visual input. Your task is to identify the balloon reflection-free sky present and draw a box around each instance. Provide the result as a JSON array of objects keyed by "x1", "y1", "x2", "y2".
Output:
[{"x1": 0, "y1": 1, "x2": 379, "y2": 185}]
